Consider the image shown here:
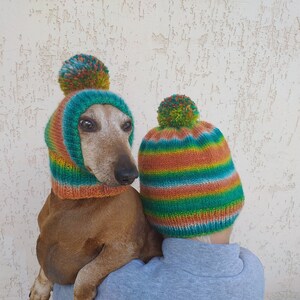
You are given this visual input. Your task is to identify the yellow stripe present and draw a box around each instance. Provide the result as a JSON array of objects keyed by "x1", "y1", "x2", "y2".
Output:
[{"x1": 49, "y1": 150, "x2": 77, "y2": 169}]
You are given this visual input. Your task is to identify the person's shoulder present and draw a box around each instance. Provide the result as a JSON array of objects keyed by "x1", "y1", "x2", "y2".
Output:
[
  {"x1": 239, "y1": 246, "x2": 265, "y2": 298},
  {"x1": 98, "y1": 255, "x2": 167, "y2": 300},
  {"x1": 104, "y1": 258, "x2": 145, "y2": 282},
  {"x1": 97, "y1": 258, "x2": 155, "y2": 300},
  {"x1": 239, "y1": 246, "x2": 264, "y2": 272}
]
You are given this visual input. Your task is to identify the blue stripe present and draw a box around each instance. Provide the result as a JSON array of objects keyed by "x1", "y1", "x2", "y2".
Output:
[{"x1": 140, "y1": 167, "x2": 236, "y2": 188}]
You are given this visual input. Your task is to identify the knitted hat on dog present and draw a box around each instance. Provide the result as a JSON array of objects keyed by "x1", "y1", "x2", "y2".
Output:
[
  {"x1": 138, "y1": 95, "x2": 244, "y2": 238},
  {"x1": 44, "y1": 54, "x2": 134, "y2": 200}
]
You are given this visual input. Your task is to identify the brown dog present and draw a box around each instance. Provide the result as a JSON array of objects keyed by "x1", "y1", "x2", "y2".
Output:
[{"x1": 30, "y1": 104, "x2": 162, "y2": 300}]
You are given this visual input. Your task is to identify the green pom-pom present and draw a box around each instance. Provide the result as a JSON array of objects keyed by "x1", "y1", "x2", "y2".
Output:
[
  {"x1": 58, "y1": 54, "x2": 110, "y2": 95},
  {"x1": 157, "y1": 95, "x2": 199, "y2": 129}
]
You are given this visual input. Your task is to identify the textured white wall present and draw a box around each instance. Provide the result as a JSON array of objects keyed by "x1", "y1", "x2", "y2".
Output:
[{"x1": 0, "y1": 0, "x2": 299, "y2": 299}]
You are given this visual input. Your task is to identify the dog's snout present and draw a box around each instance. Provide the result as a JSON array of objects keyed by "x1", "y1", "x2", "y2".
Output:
[{"x1": 114, "y1": 155, "x2": 138, "y2": 185}]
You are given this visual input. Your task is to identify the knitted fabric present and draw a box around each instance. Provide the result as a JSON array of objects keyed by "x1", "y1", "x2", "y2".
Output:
[
  {"x1": 138, "y1": 95, "x2": 244, "y2": 238},
  {"x1": 44, "y1": 54, "x2": 134, "y2": 200},
  {"x1": 58, "y1": 54, "x2": 110, "y2": 95}
]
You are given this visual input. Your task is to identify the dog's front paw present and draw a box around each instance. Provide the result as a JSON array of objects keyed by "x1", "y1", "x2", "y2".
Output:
[
  {"x1": 74, "y1": 285, "x2": 97, "y2": 300},
  {"x1": 29, "y1": 285, "x2": 51, "y2": 300},
  {"x1": 29, "y1": 274, "x2": 52, "y2": 300}
]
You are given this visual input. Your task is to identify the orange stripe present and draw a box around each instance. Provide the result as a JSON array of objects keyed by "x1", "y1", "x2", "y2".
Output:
[
  {"x1": 146, "y1": 201, "x2": 244, "y2": 227},
  {"x1": 49, "y1": 93, "x2": 76, "y2": 163},
  {"x1": 144, "y1": 121, "x2": 215, "y2": 142},
  {"x1": 52, "y1": 179, "x2": 128, "y2": 200},
  {"x1": 139, "y1": 140, "x2": 231, "y2": 171},
  {"x1": 141, "y1": 172, "x2": 241, "y2": 200}
]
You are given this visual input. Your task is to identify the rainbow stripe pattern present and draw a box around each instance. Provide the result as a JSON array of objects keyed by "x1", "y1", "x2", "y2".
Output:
[
  {"x1": 44, "y1": 54, "x2": 134, "y2": 200},
  {"x1": 58, "y1": 54, "x2": 110, "y2": 96},
  {"x1": 44, "y1": 89, "x2": 134, "y2": 200},
  {"x1": 138, "y1": 96, "x2": 244, "y2": 238}
]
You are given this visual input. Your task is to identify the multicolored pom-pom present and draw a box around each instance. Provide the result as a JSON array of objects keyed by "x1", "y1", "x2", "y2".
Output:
[
  {"x1": 58, "y1": 54, "x2": 110, "y2": 95},
  {"x1": 157, "y1": 95, "x2": 200, "y2": 129}
]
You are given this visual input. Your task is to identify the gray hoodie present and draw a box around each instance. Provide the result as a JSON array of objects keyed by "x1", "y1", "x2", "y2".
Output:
[{"x1": 53, "y1": 238, "x2": 264, "y2": 300}]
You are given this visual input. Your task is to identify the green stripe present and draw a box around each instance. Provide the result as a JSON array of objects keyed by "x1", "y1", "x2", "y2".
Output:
[
  {"x1": 142, "y1": 179, "x2": 242, "y2": 204},
  {"x1": 142, "y1": 185, "x2": 244, "y2": 217},
  {"x1": 50, "y1": 158, "x2": 99, "y2": 186},
  {"x1": 139, "y1": 127, "x2": 224, "y2": 154},
  {"x1": 145, "y1": 198, "x2": 243, "y2": 219},
  {"x1": 140, "y1": 158, "x2": 235, "y2": 186}
]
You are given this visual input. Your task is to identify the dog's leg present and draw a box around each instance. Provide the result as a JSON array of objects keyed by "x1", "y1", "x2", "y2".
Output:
[
  {"x1": 29, "y1": 268, "x2": 53, "y2": 300},
  {"x1": 74, "y1": 243, "x2": 137, "y2": 300}
]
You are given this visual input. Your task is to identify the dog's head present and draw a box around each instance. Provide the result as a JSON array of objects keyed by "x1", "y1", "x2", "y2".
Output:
[
  {"x1": 45, "y1": 54, "x2": 138, "y2": 197},
  {"x1": 78, "y1": 104, "x2": 138, "y2": 186}
]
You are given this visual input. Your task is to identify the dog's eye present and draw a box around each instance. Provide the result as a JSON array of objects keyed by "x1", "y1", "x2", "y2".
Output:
[
  {"x1": 122, "y1": 120, "x2": 132, "y2": 132},
  {"x1": 79, "y1": 118, "x2": 98, "y2": 132}
]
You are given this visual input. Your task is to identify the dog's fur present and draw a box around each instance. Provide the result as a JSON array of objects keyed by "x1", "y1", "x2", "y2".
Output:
[{"x1": 30, "y1": 105, "x2": 162, "y2": 300}]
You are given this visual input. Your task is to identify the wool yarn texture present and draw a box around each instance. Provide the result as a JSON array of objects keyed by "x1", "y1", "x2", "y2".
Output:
[
  {"x1": 44, "y1": 54, "x2": 134, "y2": 200},
  {"x1": 138, "y1": 95, "x2": 245, "y2": 238}
]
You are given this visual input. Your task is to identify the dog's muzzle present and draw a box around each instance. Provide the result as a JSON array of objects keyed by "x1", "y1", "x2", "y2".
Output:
[{"x1": 114, "y1": 155, "x2": 139, "y2": 185}]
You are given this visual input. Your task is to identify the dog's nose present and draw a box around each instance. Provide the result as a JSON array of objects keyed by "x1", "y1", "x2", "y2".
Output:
[{"x1": 114, "y1": 155, "x2": 139, "y2": 185}]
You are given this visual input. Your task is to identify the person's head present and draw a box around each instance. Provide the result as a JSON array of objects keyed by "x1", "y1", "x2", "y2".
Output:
[{"x1": 138, "y1": 95, "x2": 244, "y2": 242}]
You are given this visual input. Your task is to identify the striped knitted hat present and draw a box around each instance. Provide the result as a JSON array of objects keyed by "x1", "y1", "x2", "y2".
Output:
[
  {"x1": 138, "y1": 95, "x2": 244, "y2": 238},
  {"x1": 45, "y1": 54, "x2": 134, "y2": 200}
]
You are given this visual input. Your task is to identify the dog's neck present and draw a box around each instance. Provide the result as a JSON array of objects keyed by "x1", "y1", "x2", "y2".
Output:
[{"x1": 49, "y1": 150, "x2": 128, "y2": 200}]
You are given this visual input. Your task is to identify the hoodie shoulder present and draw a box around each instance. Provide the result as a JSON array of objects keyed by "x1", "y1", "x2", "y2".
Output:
[
  {"x1": 240, "y1": 247, "x2": 264, "y2": 270},
  {"x1": 239, "y1": 247, "x2": 265, "y2": 299}
]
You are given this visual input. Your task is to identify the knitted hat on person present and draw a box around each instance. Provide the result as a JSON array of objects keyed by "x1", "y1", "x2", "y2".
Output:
[
  {"x1": 138, "y1": 95, "x2": 244, "y2": 238},
  {"x1": 44, "y1": 54, "x2": 134, "y2": 200}
]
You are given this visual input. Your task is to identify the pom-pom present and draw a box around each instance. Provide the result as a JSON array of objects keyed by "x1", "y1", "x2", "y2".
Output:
[
  {"x1": 58, "y1": 54, "x2": 110, "y2": 95},
  {"x1": 157, "y1": 95, "x2": 199, "y2": 129}
]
